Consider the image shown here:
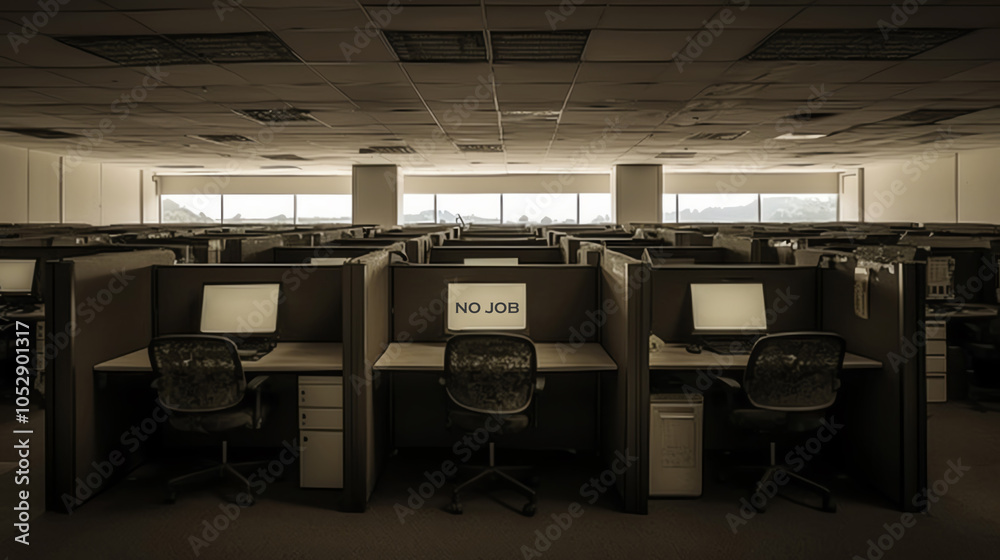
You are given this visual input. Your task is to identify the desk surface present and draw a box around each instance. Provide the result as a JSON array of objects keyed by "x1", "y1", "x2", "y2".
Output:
[
  {"x1": 94, "y1": 342, "x2": 343, "y2": 373},
  {"x1": 926, "y1": 304, "x2": 999, "y2": 319},
  {"x1": 373, "y1": 342, "x2": 617, "y2": 372},
  {"x1": 649, "y1": 343, "x2": 882, "y2": 371}
]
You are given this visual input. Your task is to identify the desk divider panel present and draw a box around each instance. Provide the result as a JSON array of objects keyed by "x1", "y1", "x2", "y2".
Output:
[
  {"x1": 428, "y1": 246, "x2": 564, "y2": 264},
  {"x1": 153, "y1": 265, "x2": 342, "y2": 342},
  {"x1": 45, "y1": 249, "x2": 176, "y2": 512},
  {"x1": 649, "y1": 265, "x2": 819, "y2": 342},
  {"x1": 599, "y1": 248, "x2": 650, "y2": 514},
  {"x1": 273, "y1": 246, "x2": 387, "y2": 263},
  {"x1": 821, "y1": 257, "x2": 926, "y2": 511},
  {"x1": 390, "y1": 265, "x2": 599, "y2": 342},
  {"x1": 344, "y1": 243, "x2": 403, "y2": 512}
]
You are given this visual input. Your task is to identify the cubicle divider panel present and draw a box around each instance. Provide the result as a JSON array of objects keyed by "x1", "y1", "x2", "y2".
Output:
[
  {"x1": 390, "y1": 265, "x2": 599, "y2": 342},
  {"x1": 154, "y1": 265, "x2": 343, "y2": 342},
  {"x1": 649, "y1": 265, "x2": 819, "y2": 342},
  {"x1": 273, "y1": 246, "x2": 385, "y2": 263},
  {"x1": 239, "y1": 235, "x2": 285, "y2": 263},
  {"x1": 428, "y1": 246, "x2": 564, "y2": 264},
  {"x1": 344, "y1": 250, "x2": 394, "y2": 513},
  {"x1": 821, "y1": 258, "x2": 926, "y2": 511},
  {"x1": 599, "y1": 249, "x2": 650, "y2": 514},
  {"x1": 643, "y1": 246, "x2": 731, "y2": 265},
  {"x1": 45, "y1": 249, "x2": 176, "y2": 512}
]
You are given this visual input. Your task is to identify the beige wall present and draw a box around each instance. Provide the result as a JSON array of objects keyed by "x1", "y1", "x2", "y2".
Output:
[
  {"x1": 863, "y1": 155, "x2": 957, "y2": 223},
  {"x1": 64, "y1": 161, "x2": 102, "y2": 225},
  {"x1": 101, "y1": 166, "x2": 142, "y2": 224},
  {"x1": 957, "y1": 147, "x2": 1000, "y2": 224},
  {"x1": 27, "y1": 151, "x2": 61, "y2": 222},
  {"x1": 0, "y1": 144, "x2": 29, "y2": 222}
]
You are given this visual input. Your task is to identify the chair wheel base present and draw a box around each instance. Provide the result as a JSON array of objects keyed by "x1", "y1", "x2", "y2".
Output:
[
  {"x1": 522, "y1": 503, "x2": 537, "y2": 517},
  {"x1": 447, "y1": 502, "x2": 463, "y2": 515},
  {"x1": 822, "y1": 498, "x2": 837, "y2": 513},
  {"x1": 165, "y1": 489, "x2": 178, "y2": 504}
]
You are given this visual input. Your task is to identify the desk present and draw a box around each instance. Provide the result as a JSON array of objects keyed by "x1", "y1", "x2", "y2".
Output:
[
  {"x1": 649, "y1": 343, "x2": 882, "y2": 371},
  {"x1": 375, "y1": 342, "x2": 617, "y2": 450},
  {"x1": 94, "y1": 341, "x2": 345, "y2": 490},
  {"x1": 373, "y1": 342, "x2": 616, "y2": 372},
  {"x1": 94, "y1": 342, "x2": 343, "y2": 373},
  {"x1": 926, "y1": 303, "x2": 999, "y2": 320}
]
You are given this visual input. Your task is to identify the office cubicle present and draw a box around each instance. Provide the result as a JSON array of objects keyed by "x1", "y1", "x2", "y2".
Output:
[{"x1": 427, "y1": 246, "x2": 564, "y2": 264}]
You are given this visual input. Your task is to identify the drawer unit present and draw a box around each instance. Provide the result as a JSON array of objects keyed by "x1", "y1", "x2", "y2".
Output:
[
  {"x1": 298, "y1": 376, "x2": 343, "y2": 488},
  {"x1": 925, "y1": 320, "x2": 947, "y2": 403}
]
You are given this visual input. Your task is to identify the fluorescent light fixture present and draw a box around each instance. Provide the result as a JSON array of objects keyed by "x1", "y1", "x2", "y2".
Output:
[{"x1": 775, "y1": 133, "x2": 828, "y2": 140}]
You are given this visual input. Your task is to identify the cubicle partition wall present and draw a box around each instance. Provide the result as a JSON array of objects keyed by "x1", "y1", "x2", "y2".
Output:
[
  {"x1": 428, "y1": 246, "x2": 564, "y2": 264},
  {"x1": 821, "y1": 257, "x2": 927, "y2": 511},
  {"x1": 712, "y1": 234, "x2": 775, "y2": 263},
  {"x1": 642, "y1": 246, "x2": 732, "y2": 265},
  {"x1": 343, "y1": 244, "x2": 403, "y2": 512},
  {"x1": 387, "y1": 264, "x2": 607, "y2": 453},
  {"x1": 273, "y1": 246, "x2": 388, "y2": 264},
  {"x1": 45, "y1": 249, "x2": 176, "y2": 511},
  {"x1": 597, "y1": 248, "x2": 650, "y2": 514},
  {"x1": 648, "y1": 265, "x2": 819, "y2": 343},
  {"x1": 442, "y1": 238, "x2": 548, "y2": 247},
  {"x1": 153, "y1": 265, "x2": 342, "y2": 341}
]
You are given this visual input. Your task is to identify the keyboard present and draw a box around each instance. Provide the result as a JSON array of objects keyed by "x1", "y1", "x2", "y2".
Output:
[
  {"x1": 234, "y1": 338, "x2": 277, "y2": 361},
  {"x1": 699, "y1": 337, "x2": 758, "y2": 356}
]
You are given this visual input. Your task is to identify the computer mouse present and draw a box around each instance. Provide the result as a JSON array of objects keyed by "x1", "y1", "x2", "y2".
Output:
[{"x1": 685, "y1": 344, "x2": 702, "y2": 354}]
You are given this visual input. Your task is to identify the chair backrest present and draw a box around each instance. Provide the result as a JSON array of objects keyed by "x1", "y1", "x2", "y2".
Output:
[
  {"x1": 148, "y1": 335, "x2": 246, "y2": 413},
  {"x1": 444, "y1": 333, "x2": 537, "y2": 414},
  {"x1": 744, "y1": 332, "x2": 846, "y2": 412}
]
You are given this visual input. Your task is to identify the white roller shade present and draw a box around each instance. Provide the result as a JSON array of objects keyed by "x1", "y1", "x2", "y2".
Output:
[
  {"x1": 158, "y1": 175, "x2": 352, "y2": 195},
  {"x1": 663, "y1": 173, "x2": 839, "y2": 194},
  {"x1": 404, "y1": 174, "x2": 610, "y2": 194}
]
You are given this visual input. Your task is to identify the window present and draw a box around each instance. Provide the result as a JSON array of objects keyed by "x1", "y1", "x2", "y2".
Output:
[
  {"x1": 160, "y1": 194, "x2": 222, "y2": 224},
  {"x1": 662, "y1": 194, "x2": 677, "y2": 223},
  {"x1": 403, "y1": 194, "x2": 436, "y2": 224},
  {"x1": 760, "y1": 194, "x2": 838, "y2": 222},
  {"x1": 222, "y1": 194, "x2": 294, "y2": 224},
  {"x1": 503, "y1": 193, "x2": 578, "y2": 225},
  {"x1": 436, "y1": 194, "x2": 501, "y2": 224},
  {"x1": 295, "y1": 194, "x2": 351, "y2": 224},
  {"x1": 678, "y1": 194, "x2": 759, "y2": 223},
  {"x1": 579, "y1": 193, "x2": 613, "y2": 225}
]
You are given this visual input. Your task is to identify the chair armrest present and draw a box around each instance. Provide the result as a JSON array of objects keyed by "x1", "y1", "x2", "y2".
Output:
[
  {"x1": 247, "y1": 375, "x2": 270, "y2": 429},
  {"x1": 717, "y1": 377, "x2": 740, "y2": 390},
  {"x1": 535, "y1": 376, "x2": 546, "y2": 392}
]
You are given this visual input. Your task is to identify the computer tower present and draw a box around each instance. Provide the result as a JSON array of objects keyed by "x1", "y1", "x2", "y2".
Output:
[{"x1": 649, "y1": 394, "x2": 703, "y2": 497}]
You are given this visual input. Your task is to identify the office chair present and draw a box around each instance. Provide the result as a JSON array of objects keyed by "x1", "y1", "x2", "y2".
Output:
[
  {"x1": 148, "y1": 335, "x2": 271, "y2": 504},
  {"x1": 720, "y1": 332, "x2": 845, "y2": 513},
  {"x1": 440, "y1": 333, "x2": 543, "y2": 516}
]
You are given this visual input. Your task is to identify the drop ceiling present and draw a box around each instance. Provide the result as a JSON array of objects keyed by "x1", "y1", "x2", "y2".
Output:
[{"x1": 0, "y1": 0, "x2": 998, "y2": 174}]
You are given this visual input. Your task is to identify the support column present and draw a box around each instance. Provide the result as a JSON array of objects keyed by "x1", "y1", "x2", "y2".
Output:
[
  {"x1": 613, "y1": 164, "x2": 662, "y2": 226},
  {"x1": 352, "y1": 165, "x2": 402, "y2": 227}
]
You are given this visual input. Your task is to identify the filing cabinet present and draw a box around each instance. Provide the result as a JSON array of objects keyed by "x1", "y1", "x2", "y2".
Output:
[
  {"x1": 925, "y1": 320, "x2": 947, "y2": 403},
  {"x1": 298, "y1": 376, "x2": 343, "y2": 488}
]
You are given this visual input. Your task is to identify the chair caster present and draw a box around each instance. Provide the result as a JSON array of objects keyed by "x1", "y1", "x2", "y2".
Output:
[
  {"x1": 447, "y1": 502, "x2": 463, "y2": 515},
  {"x1": 166, "y1": 488, "x2": 178, "y2": 505},
  {"x1": 522, "y1": 503, "x2": 537, "y2": 517}
]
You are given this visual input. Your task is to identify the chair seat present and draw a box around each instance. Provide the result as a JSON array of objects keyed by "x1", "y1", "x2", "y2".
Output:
[
  {"x1": 730, "y1": 409, "x2": 825, "y2": 434},
  {"x1": 448, "y1": 409, "x2": 529, "y2": 435},
  {"x1": 167, "y1": 404, "x2": 269, "y2": 434}
]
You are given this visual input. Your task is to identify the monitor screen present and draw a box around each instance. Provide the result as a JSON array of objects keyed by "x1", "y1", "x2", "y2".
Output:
[
  {"x1": 463, "y1": 258, "x2": 519, "y2": 266},
  {"x1": 691, "y1": 283, "x2": 766, "y2": 334},
  {"x1": 0, "y1": 259, "x2": 36, "y2": 294},
  {"x1": 447, "y1": 283, "x2": 527, "y2": 332},
  {"x1": 310, "y1": 257, "x2": 347, "y2": 265},
  {"x1": 200, "y1": 283, "x2": 280, "y2": 335}
]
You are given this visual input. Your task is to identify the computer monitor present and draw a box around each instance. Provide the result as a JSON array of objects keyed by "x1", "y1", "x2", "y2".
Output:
[
  {"x1": 447, "y1": 283, "x2": 527, "y2": 332},
  {"x1": 0, "y1": 259, "x2": 37, "y2": 294},
  {"x1": 464, "y1": 258, "x2": 519, "y2": 266},
  {"x1": 199, "y1": 283, "x2": 280, "y2": 336},
  {"x1": 690, "y1": 283, "x2": 766, "y2": 335}
]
